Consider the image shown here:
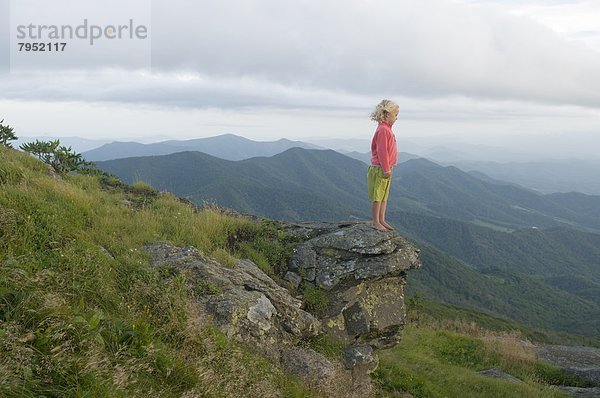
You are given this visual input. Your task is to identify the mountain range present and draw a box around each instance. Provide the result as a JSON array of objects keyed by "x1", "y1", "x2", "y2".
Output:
[
  {"x1": 83, "y1": 133, "x2": 321, "y2": 161},
  {"x1": 96, "y1": 147, "x2": 600, "y2": 336},
  {"x1": 97, "y1": 148, "x2": 600, "y2": 232},
  {"x1": 346, "y1": 149, "x2": 600, "y2": 196},
  {"x1": 32, "y1": 131, "x2": 595, "y2": 195},
  {"x1": 444, "y1": 159, "x2": 600, "y2": 196}
]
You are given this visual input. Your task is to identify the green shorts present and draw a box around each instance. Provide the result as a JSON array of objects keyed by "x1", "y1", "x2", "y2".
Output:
[{"x1": 367, "y1": 165, "x2": 392, "y2": 202}]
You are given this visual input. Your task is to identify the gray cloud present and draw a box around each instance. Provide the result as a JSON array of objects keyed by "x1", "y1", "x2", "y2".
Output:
[
  {"x1": 145, "y1": 0, "x2": 600, "y2": 106},
  {"x1": 2, "y1": 0, "x2": 600, "y2": 110}
]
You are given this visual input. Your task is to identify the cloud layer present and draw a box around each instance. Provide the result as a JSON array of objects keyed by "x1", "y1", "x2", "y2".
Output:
[
  {"x1": 2, "y1": 0, "x2": 600, "y2": 110},
  {"x1": 146, "y1": 0, "x2": 600, "y2": 107},
  {"x1": 2, "y1": 0, "x2": 600, "y2": 144}
]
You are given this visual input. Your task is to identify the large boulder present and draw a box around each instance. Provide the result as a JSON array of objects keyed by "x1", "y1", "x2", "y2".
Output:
[{"x1": 284, "y1": 222, "x2": 421, "y2": 348}]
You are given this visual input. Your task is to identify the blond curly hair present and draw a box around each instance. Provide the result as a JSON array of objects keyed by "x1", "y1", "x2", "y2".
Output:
[{"x1": 370, "y1": 99, "x2": 399, "y2": 123}]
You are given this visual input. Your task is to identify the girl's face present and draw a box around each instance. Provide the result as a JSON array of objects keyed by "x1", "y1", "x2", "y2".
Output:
[{"x1": 386, "y1": 108, "x2": 399, "y2": 125}]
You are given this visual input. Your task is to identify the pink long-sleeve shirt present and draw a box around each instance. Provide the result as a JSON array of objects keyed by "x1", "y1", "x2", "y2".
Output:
[{"x1": 370, "y1": 121, "x2": 398, "y2": 173}]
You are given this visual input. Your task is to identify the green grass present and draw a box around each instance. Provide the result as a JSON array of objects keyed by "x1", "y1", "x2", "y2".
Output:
[
  {"x1": 471, "y1": 219, "x2": 514, "y2": 232},
  {"x1": 373, "y1": 326, "x2": 575, "y2": 398},
  {"x1": 416, "y1": 296, "x2": 600, "y2": 347},
  {"x1": 0, "y1": 147, "x2": 317, "y2": 397},
  {"x1": 226, "y1": 220, "x2": 303, "y2": 277},
  {"x1": 301, "y1": 283, "x2": 329, "y2": 314},
  {"x1": 376, "y1": 294, "x2": 597, "y2": 397}
]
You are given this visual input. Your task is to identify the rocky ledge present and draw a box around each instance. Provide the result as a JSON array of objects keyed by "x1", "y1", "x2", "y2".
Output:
[
  {"x1": 283, "y1": 222, "x2": 421, "y2": 349},
  {"x1": 144, "y1": 221, "x2": 421, "y2": 397},
  {"x1": 534, "y1": 344, "x2": 600, "y2": 397}
]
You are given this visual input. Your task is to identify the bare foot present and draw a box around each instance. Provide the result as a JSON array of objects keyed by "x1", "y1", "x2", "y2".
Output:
[
  {"x1": 381, "y1": 221, "x2": 395, "y2": 231},
  {"x1": 369, "y1": 223, "x2": 389, "y2": 232}
]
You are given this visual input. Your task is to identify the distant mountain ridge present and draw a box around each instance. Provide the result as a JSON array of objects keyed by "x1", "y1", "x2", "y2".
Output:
[
  {"x1": 343, "y1": 150, "x2": 422, "y2": 165},
  {"x1": 97, "y1": 148, "x2": 368, "y2": 221},
  {"x1": 442, "y1": 159, "x2": 600, "y2": 196},
  {"x1": 97, "y1": 148, "x2": 600, "y2": 233},
  {"x1": 391, "y1": 158, "x2": 600, "y2": 233},
  {"x1": 84, "y1": 133, "x2": 321, "y2": 161}
]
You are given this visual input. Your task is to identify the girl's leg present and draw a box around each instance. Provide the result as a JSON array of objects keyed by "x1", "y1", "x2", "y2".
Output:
[
  {"x1": 371, "y1": 201, "x2": 387, "y2": 231},
  {"x1": 379, "y1": 201, "x2": 394, "y2": 230}
]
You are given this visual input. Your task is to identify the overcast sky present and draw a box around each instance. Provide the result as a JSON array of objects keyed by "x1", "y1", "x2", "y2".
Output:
[{"x1": 1, "y1": 0, "x2": 600, "y2": 149}]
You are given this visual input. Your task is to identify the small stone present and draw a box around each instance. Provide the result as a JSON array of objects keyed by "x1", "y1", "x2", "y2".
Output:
[
  {"x1": 247, "y1": 294, "x2": 277, "y2": 332},
  {"x1": 477, "y1": 368, "x2": 523, "y2": 383},
  {"x1": 99, "y1": 246, "x2": 114, "y2": 260},
  {"x1": 284, "y1": 271, "x2": 303, "y2": 289},
  {"x1": 341, "y1": 344, "x2": 377, "y2": 370},
  {"x1": 555, "y1": 387, "x2": 600, "y2": 398},
  {"x1": 280, "y1": 348, "x2": 335, "y2": 381}
]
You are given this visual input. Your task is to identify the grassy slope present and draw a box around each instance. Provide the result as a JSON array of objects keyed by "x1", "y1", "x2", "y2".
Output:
[
  {"x1": 0, "y1": 147, "x2": 315, "y2": 397},
  {"x1": 374, "y1": 298, "x2": 597, "y2": 398},
  {"x1": 374, "y1": 326, "x2": 580, "y2": 398}
]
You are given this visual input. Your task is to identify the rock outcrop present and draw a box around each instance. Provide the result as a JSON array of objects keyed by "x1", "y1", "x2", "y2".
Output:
[
  {"x1": 144, "y1": 244, "x2": 321, "y2": 360},
  {"x1": 144, "y1": 221, "x2": 421, "y2": 397},
  {"x1": 534, "y1": 344, "x2": 600, "y2": 385},
  {"x1": 283, "y1": 222, "x2": 421, "y2": 349}
]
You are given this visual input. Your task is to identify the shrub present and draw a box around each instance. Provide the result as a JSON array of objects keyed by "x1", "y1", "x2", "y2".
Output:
[
  {"x1": 0, "y1": 119, "x2": 17, "y2": 148},
  {"x1": 302, "y1": 283, "x2": 329, "y2": 314},
  {"x1": 20, "y1": 139, "x2": 90, "y2": 173},
  {"x1": 131, "y1": 181, "x2": 157, "y2": 195}
]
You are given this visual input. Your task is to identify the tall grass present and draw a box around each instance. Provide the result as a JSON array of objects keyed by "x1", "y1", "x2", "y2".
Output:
[
  {"x1": 373, "y1": 326, "x2": 574, "y2": 398},
  {"x1": 0, "y1": 147, "x2": 315, "y2": 397},
  {"x1": 374, "y1": 295, "x2": 596, "y2": 398}
]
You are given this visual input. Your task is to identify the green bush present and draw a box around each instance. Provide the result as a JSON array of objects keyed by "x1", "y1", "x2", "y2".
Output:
[
  {"x1": 0, "y1": 119, "x2": 17, "y2": 148},
  {"x1": 227, "y1": 221, "x2": 301, "y2": 276},
  {"x1": 305, "y1": 334, "x2": 345, "y2": 360},
  {"x1": 131, "y1": 180, "x2": 157, "y2": 195},
  {"x1": 20, "y1": 139, "x2": 89, "y2": 173},
  {"x1": 302, "y1": 283, "x2": 329, "y2": 314}
]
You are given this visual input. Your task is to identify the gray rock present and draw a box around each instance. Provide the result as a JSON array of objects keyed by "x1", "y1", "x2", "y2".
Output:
[
  {"x1": 246, "y1": 294, "x2": 277, "y2": 331},
  {"x1": 535, "y1": 345, "x2": 600, "y2": 385},
  {"x1": 340, "y1": 344, "x2": 379, "y2": 397},
  {"x1": 477, "y1": 368, "x2": 523, "y2": 383},
  {"x1": 341, "y1": 344, "x2": 377, "y2": 370},
  {"x1": 290, "y1": 223, "x2": 420, "y2": 291},
  {"x1": 555, "y1": 386, "x2": 600, "y2": 398},
  {"x1": 143, "y1": 218, "x2": 422, "y2": 397},
  {"x1": 99, "y1": 246, "x2": 114, "y2": 260},
  {"x1": 280, "y1": 348, "x2": 369, "y2": 398},
  {"x1": 284, "y1": 222, "x2": 420, "y2": 348},
  {"x1": 144, "y1": 244, "x2": 321, "y2": 360},
  {"x1": 320, "y1": 276, "x2": 408, "y2": 348},
  {"x1": 284, "y1": 271, "x2": 303, "y2": 289},
  {"x1": 280, "y1": 347, "x2": 336, "y2": 381}
]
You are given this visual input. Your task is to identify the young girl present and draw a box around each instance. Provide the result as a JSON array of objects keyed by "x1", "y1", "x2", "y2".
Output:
[{"x1": 367, "y1": 99, "x2": 399, "y2": 231}]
